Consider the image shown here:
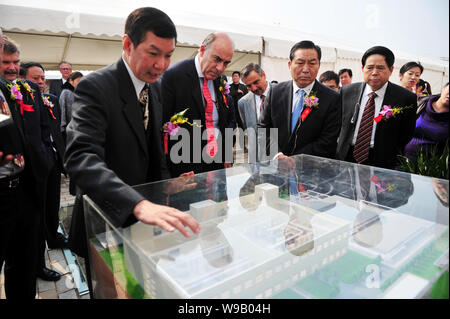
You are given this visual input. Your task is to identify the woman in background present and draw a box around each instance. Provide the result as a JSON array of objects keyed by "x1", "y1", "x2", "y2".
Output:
[
  {"x1": 404, "y1": 82, "x2": 449, "y2": 161},
  {"x1": 399, "y1": 61, "x2": 423, "y2": 93}
]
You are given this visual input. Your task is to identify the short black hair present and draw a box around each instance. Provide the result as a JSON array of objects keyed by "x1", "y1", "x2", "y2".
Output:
[
  {"x1": 362, "y1": 46, "x2": 395, "y2": 68},
  {"x1": 399, "y1": 61, "x2": 423, "y2": 75},
  {"x1": 289, "y1": 40, "x2": 321, "y2": 62},
  {"x1": 68, "y1": 71, "x2": 83, "y2": 82},
  {"x1": 232, "y1": 71, "x2": 240, "y2": 77},
  {"x1": 124, "y1": 7, "x2": 177, "y2": 48},
  {"x1": 338, "y1": 68, "x2": 353, "y2": 77},
  {"x1": 319, "y1": 70, "x2": 340, "y2": 86},
  {"x1": 21, "y1": 61, "x2": 45, "y2": 75}
]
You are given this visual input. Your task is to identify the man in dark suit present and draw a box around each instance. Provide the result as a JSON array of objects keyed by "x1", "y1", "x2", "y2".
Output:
[
  {"x1": 258, "y1": 40, "x2": 341, "y2": 162},
  {"x1": 23, "y1": 62, "x2": 68, "y2": 282},
  {"x1": 49, "y1": 61, "x2": 72, "y2": 99},
  {"x1": 336, "y1": 46, "x2": 417, "y2": 169},
  {"x1": 1, "y1": 29, "x2": 55, "y2": 298},
  {"x1": 161, "y1": 32, "x2": 236, "y2": 177},
  {"x1": 65, "y1": 7, "x2": 200, "y2": 240},
  {"x1": 64, "y1": 7, "x2": 201, "y2": 297}
]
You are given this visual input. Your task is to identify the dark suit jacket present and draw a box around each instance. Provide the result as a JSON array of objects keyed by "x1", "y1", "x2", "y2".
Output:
[
  {"x1": 64, "y1": 58, "x2": 170, "y2": 227},
  {"x1": 43, "y1": 93, "x2": 65, "y2": 171},
  {"x1": 49, "y1": 79, "x2": 64, "y2": 98},
  {"x1": 161, "y1": 58, "x2": 236, "y2": 177},
  {"x1": 258, "y1": 80, "x2": 341, "y2": 159},
  {"x1": 0, "y1": 78, "x2": 53, "y2": 206},
  {"x1": 336, "y1": 81, "x2": 417, "y2": 169}
]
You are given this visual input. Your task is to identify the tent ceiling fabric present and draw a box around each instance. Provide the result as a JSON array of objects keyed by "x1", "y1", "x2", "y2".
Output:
[{"x1": 0, "y1": 3, "x2": 447, "y2": 88}]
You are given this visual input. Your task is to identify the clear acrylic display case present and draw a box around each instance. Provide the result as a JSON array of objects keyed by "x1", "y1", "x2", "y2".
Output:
[{"x1": 83, "y1": 154, "x2": 449, "y2": 299}]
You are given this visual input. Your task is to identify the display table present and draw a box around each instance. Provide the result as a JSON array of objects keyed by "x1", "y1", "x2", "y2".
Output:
[{"x1": 83, "y1": 154, "x2": 449, "y2": 299}]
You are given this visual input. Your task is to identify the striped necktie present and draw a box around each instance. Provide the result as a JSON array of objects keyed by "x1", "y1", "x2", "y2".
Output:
[{"x1": 353, "y1": 92, "x2": 377, "y2": 163}]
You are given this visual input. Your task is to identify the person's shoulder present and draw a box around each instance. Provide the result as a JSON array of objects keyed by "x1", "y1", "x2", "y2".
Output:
[
  {"x1": 44, "y1": 92, "x2": 58, "y2": 102},
  {"x1": 315, "y1": 81, "x2": 339, "y2": 98},
  {"x1": 272, "y1": 80, "x2": 291, "y2": 93},
  {"x1": 387, "y1": 82, "x2": 417, "y2": 99},
  {"x1": 240, "y1": 91, "x2": 253, "y2": 103},
  {"x1": 165, "y1": 58, "x2": 194, "y2": 75}
]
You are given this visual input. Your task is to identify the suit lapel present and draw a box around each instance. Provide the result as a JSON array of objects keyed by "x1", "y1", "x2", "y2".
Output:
[
  {"x1": 117, "y1": 59, "x2": 149, "y2": 159},
  {"x1": 187, "y1": 60, "x2": 205, "y2": 123}
]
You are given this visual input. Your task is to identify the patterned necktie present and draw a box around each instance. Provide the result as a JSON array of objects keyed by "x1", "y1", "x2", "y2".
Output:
[
  {"x1": 202, "y1": 78, "x2": 218, "y2": 158},
  {"x1": 291, "y1": 89, "x2": 305, "y2": 133},
  {"x1": 259, "y1": 94, "x2": 265, "y2": 115},
  {"x1": 353, "y1": 92, "x2": 377, "y2": 163},
  {"x1": 139, "y1": 84, "x2": 149, "y2": 130}
]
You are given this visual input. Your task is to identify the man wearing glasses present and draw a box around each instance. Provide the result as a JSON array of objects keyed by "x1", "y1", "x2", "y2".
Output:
[{"x1": 49, "y1": 61, "x2": 72, "y2": 98}]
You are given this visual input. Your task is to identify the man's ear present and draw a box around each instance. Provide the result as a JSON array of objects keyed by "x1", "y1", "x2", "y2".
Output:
[{"x1": 123, "y1": 34, "x2": 133, "y2": 56}]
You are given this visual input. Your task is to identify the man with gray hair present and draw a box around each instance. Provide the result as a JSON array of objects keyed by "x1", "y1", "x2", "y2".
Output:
[
  {"x1": 238, "y1": 63, "x2": 273, "y2": 162},
  {"x1": 161, "y1": 32, "x2": 236, "y2": 177}
]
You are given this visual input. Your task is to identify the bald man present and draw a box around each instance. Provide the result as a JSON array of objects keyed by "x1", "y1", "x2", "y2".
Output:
[{"x1": 161, "y1": 32, "x2": 236, "y2": 176}]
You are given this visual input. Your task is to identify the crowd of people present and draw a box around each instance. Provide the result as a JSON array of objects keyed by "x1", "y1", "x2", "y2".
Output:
[{"x1": 0, "y1": 6, "x2": 448, "y2": 300}]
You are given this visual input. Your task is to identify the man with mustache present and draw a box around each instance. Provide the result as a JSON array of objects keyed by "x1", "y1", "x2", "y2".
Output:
[
  {"x1": 1, "y1": 30, "x2": 56, "y2": 298},
  {"x1": 161, "y1": 32, "x2": 236, "y2": 177},
  {"x1": 0, "y1": 36, "x2": 20, "y2": 82}
]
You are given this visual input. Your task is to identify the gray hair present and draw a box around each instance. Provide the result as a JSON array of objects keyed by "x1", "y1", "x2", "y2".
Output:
[{"x1": 241, "y1": 63, "x2": 264, "y2": 80}]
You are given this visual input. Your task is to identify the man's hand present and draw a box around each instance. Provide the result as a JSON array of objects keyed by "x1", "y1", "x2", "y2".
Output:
[
  {"x1": 0, "y1": 151, "x2": 13, "y2": 167},
  {"x1": 133, "y1": 200, "x2": 201, "y2": 238},
  {"x1": 165, "y1": 171, "x2": 197, "y2": 195},
  {"x1": 237, "y1": 89, "x2": 244, "y2": 95}
]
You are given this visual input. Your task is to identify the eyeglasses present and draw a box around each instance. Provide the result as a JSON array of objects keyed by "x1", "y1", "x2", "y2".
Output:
[{"x1": 60, "y1": 68, "x2": 72, "y2": 71}]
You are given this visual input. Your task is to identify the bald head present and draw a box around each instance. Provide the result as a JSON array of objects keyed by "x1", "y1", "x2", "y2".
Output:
[{"x1": 199, "y1": 32, "x2": 234, "y2": 80}]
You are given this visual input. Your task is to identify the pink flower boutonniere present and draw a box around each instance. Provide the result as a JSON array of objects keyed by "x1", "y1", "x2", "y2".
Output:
[
  {"x1": 373, "y1": 104, "x2": 413, "y2": 123},
  {"x1": 42, "y1": 95, "x2": 56, "y2": 119},
  {"x1": 370, "y1": 175, "x2": 395, "y2": 193},
  {"x1": 301, "y1": 91, "x2": 319, "y2": 122},
  {"x1": 218, "y1": 78, "x2": 230, "y2": 108},
  {"x1": 6, "y1": 82, "x2": 34, "y2": 115},
  {"x1": 163, "y1": 108, "x2": 201, "y2": 154}
]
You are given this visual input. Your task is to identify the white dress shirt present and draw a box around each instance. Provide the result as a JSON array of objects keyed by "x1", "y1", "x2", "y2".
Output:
[
  {"x1": 195, "y1": 54, "x2": 220, "y2": 139},
  {"x1": 122, "y1": 56, "x2": 146, "y2": 100},
  {"x1": 352, "y1": 82, "x2": 389, "y2": 147}
]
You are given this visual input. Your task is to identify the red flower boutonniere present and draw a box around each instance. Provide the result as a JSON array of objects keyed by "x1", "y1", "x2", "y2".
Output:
[
  {"x1": 373, "y1": 104, "x2": 413, "y2": 123},
  {"x1": 300, "y1": 91, "x2": 319, "y2": 122},
  {"x1": 42, "y1": 95, "x2": 56, "y2": 119},
  {"x1": 163, "y1": 108, "x2": 201, "y2": 154},
  {"x1": 6, "y1": 82, "x2": 34, "y2": 115},
  {"x1": 218, "y1": 78, "x2": 230, "y2": 109}
]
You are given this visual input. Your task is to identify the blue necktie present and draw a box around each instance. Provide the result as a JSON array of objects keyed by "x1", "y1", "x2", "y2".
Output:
[{"x1": 291, "y1": 89, "x2": 305, "y2": 133}]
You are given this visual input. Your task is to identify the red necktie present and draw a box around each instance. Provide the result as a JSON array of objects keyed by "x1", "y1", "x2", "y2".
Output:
[
  {"x1": 353, "y1": 92, "x2": 377, "y2": 163},
  {"x1": 202, "y1": 78, "x2": 218, "y2": 158},
  {"x1": 259, "y1": 94, "x2": 265, "y2": 114}
]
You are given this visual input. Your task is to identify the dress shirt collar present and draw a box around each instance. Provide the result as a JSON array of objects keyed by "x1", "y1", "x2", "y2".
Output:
[
  {"x1": 122, "y1": 56, "x2": 147, "y2": 100},
  {"x1": 292, "y1": 80, "x2": 315, "y2": 97},
  {"x1": 363, "y1": 81, "x2": 389, "y2": 101},
  {"x1": 194, "y1": 54, "x2": 204, "y2": 79},
  {"x1": 261, "y1": 83, "x2": 271, "y2": 97}
]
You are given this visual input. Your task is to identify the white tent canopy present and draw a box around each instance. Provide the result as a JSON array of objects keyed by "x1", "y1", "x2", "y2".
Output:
[{"x1": 1, "y1": 3, "x2": 448, "y2": 91}]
